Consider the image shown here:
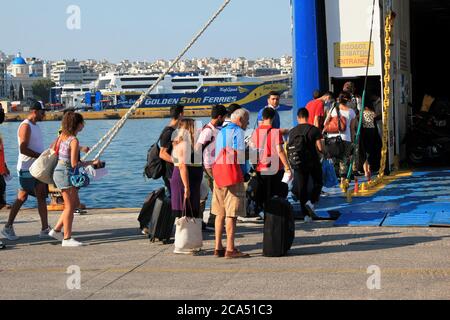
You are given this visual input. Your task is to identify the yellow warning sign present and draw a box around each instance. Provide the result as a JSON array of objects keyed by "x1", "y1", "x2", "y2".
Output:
[{"x1": 334, "y1": 42, "x2": 375, "y2": 68}]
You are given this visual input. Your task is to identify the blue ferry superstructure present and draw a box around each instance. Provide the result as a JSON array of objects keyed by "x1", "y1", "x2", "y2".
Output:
[{"x1": 83, "y1": 72, "x2": 291, "y2": 112}]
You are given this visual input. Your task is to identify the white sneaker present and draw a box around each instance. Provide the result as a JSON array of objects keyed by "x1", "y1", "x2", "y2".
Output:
[
  {"x1": 304, "y1": 215, "x2": 313, "y2": 223},
  {"x1": 39, "y1": 227, "x2": 53, "y2": 239},
  {"x1": 2, "y1": 226, "x2": 19, "y2": 241},
  {"x1": 74, "y1": 209, "x2": 87, "y2": 216},
  {"x1": 62, "y1": 238, "x2": 86, "y2": 247},
  {"x1": 48, "y1": 229, "x2": 64, "y2": 241}
]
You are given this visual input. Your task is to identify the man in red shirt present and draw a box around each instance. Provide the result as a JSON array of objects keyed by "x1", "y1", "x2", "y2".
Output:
[
  {"x1": 250, "y1": 107, "x2": 291, "y2": 211},
  {"x1": 305, "y1": 91, "x2": 333, "y2": 130}
]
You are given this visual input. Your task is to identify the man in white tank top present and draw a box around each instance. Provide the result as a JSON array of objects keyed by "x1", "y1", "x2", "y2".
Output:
[{"x1": 2, "y1": 101, "x2": 51, "y2": 241}]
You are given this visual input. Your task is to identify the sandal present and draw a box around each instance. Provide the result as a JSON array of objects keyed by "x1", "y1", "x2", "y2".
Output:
[{"x1": 225, "y1": 249, "x2": 250, "y2": 259}]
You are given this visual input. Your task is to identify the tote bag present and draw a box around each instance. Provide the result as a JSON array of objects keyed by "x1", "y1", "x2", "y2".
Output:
[
  {"x1": 29, "y1": 139, "x2": 61, "y2": 185},
  {"x1": 174, "y1": 200, "x2": 203, "y2": 254}
]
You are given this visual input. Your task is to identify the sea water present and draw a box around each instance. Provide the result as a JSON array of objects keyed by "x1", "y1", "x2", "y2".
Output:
[{"x1": 0, "y1": 111, "x2": 294, "y2": 208}]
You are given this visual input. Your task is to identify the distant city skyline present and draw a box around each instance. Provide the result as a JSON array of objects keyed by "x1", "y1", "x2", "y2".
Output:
[{"x1": 2, "y1": 0, "x2": 292, "y2": 63}]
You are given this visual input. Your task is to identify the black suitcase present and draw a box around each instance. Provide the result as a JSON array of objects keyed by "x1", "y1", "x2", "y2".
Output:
[
  {"x1": 148, "y1": 194, "x2": 175, "y2": 244},
  {"x1": 263, "y1": 197, "x2": 295, "y2": 257},
  {"x1": 138, "y1": 188, "x2": 165, "y2": 230}
]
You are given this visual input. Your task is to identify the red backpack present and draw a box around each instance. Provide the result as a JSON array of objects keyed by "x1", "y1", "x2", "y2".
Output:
[{"x1": 212, "y1": 129, "x2": 244, "y2": 188}]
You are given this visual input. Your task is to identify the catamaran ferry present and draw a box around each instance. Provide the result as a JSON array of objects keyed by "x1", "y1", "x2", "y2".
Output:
[{"x1": 51, "y1": 73, "x2": 291, "y2": 113}]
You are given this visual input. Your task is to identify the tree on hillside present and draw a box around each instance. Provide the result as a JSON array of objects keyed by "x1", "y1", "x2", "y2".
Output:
[
  {"x1": 9, "y1": 84, "x2": 15, "y2": 100},
  {"x1": 18, "y1": 83, "x2": 24, "y2": 101},
  {"x1": 32, "y1": 79, "x2": 56, "y2": 104}
]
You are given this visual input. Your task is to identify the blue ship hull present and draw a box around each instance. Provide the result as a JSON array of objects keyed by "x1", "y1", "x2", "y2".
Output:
[{"x1": 103, "y1": 81, "x2": 291, "y2": 112}]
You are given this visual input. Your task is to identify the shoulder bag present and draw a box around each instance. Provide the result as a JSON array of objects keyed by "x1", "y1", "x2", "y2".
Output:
[
  {"x1": 324, "y1": 104, "x2": 347, "y2": 134},
  {"x1": 29, "y1": 138, "x2": 61, "y2": 185}
]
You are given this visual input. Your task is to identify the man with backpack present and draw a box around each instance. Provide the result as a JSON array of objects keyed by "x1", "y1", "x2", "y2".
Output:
[
  {"x1": 197, "y1": 105, "x2": 228, "y2": 190},
  {"x1": 196, "y1": 104, "x2": 228, "y2": 227},
  {"x1": 159, "y1": 105, "x2": 184, "y2": 195},
  {"x1": 288, "y1": 108, "x2": 324, "y2": 220},
  {"x1": 144, "y1": 105, "x2": 184, "y2": 195},
  {"x1": 250, "y1": 107, "x2": 291, "y2": 211},
  {"x1": 212, "y1": 108, "x2": 251, "y2": 259}
]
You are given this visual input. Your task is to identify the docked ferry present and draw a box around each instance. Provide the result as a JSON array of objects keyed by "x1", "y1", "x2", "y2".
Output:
[{"x1": 56, "y1": 72, "x2": 291, "y2": 113}]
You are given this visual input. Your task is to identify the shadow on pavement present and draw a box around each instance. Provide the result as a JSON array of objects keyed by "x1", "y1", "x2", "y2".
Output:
[{"x1": 289, "y1": 235, "x2": 450, "y2": 256}]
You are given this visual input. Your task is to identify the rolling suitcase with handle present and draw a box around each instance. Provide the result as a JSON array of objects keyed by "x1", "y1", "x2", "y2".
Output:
[
  {"x1": 263, "y1": 197, "x2": 295, "y2": 257},
  {"x1": 149, "y1": 194, "x2": 175, "y2": 244},
  {"x1": 138, "y1": 187, "x2": 165, "y2": 231}
]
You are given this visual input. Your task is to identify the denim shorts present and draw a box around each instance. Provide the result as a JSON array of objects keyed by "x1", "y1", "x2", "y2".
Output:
[
  {"x1": 18, "y1": 170, "x2": 38, "y2": 197},
  {"x1": 53, "y1": 161, "x2": 73, "y2": 190}
]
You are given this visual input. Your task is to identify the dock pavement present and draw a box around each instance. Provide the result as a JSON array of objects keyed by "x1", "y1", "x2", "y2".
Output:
[{"x1": 0, "y1": 208, "x2": 449, "y2": 300}]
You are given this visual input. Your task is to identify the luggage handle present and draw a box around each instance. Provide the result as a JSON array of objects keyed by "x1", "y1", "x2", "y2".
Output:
[{"x1": 182, "y1": 198, "x2": 197, "y2": 222}]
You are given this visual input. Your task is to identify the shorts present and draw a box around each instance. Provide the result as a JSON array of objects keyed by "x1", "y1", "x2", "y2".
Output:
[
  {"x1": 211, "y1": 181, "x2": 246, "y2": 218},
  {"x1": 18, "y1": 170, "x2": 39, "y2": 197},
  {"x1": 53, "y1": 162, "x2": 73, "y2": 190}
]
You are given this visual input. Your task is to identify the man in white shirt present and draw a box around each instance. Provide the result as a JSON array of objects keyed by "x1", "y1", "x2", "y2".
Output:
[
  {"x1": 196, "y1": 105, "x2": 228, "y2": 228},
  {"x1": 2, "y1": 101, "x2": 51, "y2": 241}
]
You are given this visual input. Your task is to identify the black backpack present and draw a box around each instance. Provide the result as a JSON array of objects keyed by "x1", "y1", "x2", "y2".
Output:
[
  {"x1": 287, "y1": 126, "x2": 314, "y2": 170},
  {"x1": 144, "y1": 132, "x2": 166, "y2": 180}
]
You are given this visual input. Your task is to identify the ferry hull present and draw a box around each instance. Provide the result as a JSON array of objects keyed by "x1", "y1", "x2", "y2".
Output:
[{"x1": 105, "y1": 82, "x2": 291, "y2": 112}]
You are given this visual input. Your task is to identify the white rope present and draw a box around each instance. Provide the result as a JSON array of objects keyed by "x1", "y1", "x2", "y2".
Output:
[{"x1": 83, "y1": 0, "x2": 232, "y2": 161}]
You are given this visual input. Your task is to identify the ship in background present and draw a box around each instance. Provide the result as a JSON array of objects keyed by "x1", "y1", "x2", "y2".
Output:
[{"x1": 50, "y1": 72, "x2": 292, "y2": 113}]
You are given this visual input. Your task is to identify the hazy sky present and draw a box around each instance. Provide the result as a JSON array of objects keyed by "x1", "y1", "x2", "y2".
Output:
[{"x1": 2, "y1": 0, "x2": 293, "y2": 62}]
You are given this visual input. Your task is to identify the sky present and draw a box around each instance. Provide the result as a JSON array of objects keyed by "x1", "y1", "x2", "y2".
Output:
[{"x1": 2, "y1": 0, "x2": 293, "y2": 62}]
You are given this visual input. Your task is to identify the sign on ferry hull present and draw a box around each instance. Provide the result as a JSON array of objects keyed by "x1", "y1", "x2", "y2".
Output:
[{"x1": 106, "y1": 82, "x2": 290, "y2": 112}]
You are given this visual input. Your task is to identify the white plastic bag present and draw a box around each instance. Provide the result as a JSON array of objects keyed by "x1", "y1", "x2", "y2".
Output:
[
  {"x1": 85, "y1": 166, "x2": 108, "y2": 181},
  {"x1": 281, "y1": 171, "x2": 293, "y2": 184},
  {"x1": 29, "y1": 148, "x2": 58, "y2": 185},
  {"x1": 174, "y1": 216, "x2": 203, "y2": 254}
]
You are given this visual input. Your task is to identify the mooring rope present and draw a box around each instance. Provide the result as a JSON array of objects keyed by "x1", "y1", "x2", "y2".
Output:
[{"x1": 82, "y1": 0, "x2": 232, "y2": 161}]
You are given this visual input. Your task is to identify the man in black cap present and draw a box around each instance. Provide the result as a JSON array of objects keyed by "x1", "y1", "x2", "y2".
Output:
[{"x1": 2, "y1": 100, "x2": 52, "y2": 241}]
